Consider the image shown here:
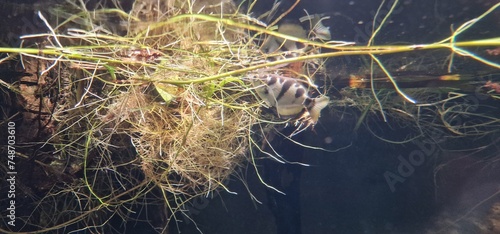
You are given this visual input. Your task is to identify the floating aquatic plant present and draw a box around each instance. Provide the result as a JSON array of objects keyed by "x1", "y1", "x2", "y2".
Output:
[{"x1": 0, "y1": 0, "x2": 499, "y2": 233}]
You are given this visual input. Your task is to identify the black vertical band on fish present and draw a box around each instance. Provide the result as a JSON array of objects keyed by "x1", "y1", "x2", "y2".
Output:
[{"x1": 250, "y1": 73, "x2": 329, "y2": 125}]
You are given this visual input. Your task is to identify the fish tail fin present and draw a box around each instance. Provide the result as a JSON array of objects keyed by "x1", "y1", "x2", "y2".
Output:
[{"x1": 307, "y1": 96, "x2": 330, "y2": 123}]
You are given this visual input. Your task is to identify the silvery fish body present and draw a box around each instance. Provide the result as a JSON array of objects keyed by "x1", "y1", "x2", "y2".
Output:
[
  {"x1": 251, "y1": 73, "x2": 329, "y2": 124},
  {"x1": 276, "y1": 22, "x2": 308, "y2": 51},
  {"x1": 261, "y1": 22, "x2": 308, "y2": 54},
  {"x1": 260, "y1": 14, "x2": 331, "y2": 55},
  {"x1": 299, "y1": 14, "x2": 332, "y2": 41}
]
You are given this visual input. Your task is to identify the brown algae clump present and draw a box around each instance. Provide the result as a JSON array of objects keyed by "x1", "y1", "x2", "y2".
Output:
[{"x1": 117, "y1": 86, "x2": 251, "y2": 195}]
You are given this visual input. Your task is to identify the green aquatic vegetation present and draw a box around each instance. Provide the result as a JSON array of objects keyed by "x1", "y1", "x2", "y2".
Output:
[{"x1": 0, "y1": 0, "x2": 499, "y2": 233}]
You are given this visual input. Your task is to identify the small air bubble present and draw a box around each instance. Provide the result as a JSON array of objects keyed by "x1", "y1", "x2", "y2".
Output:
[
  {"x1": 349, "y1": 1, "x2": 355, "y2": 6},
  {"x1": 324, "y1": 136, "x2": 333, "y2": 144}
]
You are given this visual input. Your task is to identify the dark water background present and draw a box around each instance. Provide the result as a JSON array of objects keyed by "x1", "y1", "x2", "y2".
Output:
[
  {"x1": 173, "y1": 0, "x2": 500, "y2": 233},
  {"x1": 1, "y1": 0, "x2": 498, "y2": 233}
]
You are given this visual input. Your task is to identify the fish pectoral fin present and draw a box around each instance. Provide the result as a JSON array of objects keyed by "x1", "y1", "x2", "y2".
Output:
[{"x1": 307, "y1": 96, "x2": 330, "y2": 122}]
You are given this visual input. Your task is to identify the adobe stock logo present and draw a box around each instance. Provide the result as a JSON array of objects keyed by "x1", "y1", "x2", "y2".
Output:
[
  {"x1": 383, "y1": 132, "x2": 440, "y2": 193},
  {"x1": 383, "y1": 75, "x2": 491, "y2": 192}
]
